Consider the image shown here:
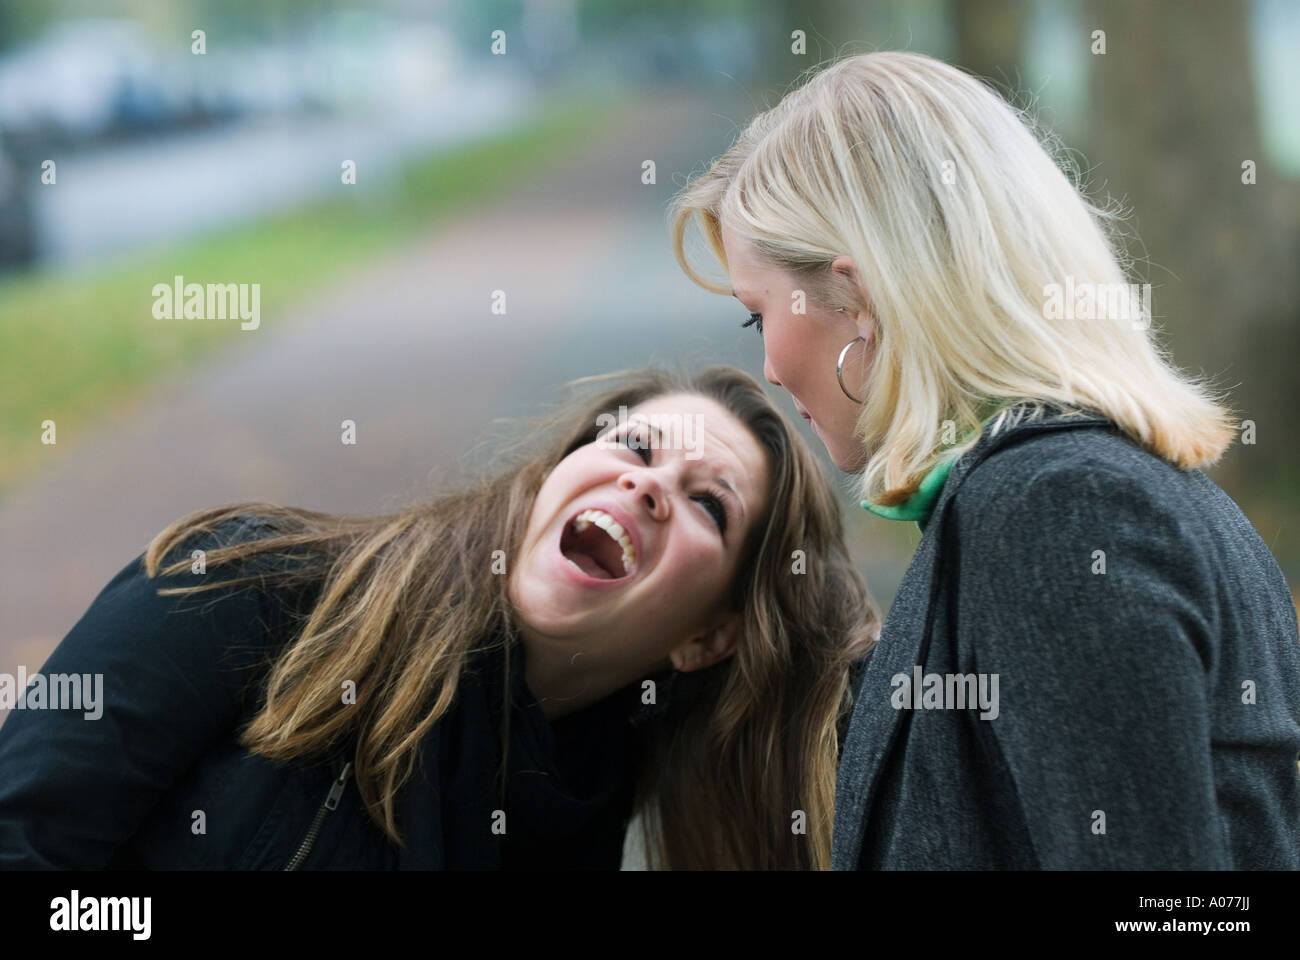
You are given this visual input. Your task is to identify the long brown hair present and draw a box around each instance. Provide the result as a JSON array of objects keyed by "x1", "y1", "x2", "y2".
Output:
[{"x1": 144, "y1": 366, "x2": 878, "y2": 869}]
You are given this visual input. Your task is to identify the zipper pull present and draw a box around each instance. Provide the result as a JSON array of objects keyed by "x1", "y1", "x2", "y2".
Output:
[{"x1": 325, "y1": 761, "x2": 352, "y2": 811}]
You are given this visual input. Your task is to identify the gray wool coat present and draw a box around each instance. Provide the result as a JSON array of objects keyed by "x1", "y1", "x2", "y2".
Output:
[{"x1": 832, "y1": 408, "x2": 1300, "y2": 869}]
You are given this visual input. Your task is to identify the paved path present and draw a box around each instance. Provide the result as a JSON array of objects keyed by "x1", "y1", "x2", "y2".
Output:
[{"x1": 0, "y1": 91, "x2": 813, "y2": 678}]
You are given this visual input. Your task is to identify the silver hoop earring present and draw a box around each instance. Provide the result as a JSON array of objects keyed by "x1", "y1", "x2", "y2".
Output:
[{"x1": 837, "y1": 337, "x2": 866, "y2": 404}]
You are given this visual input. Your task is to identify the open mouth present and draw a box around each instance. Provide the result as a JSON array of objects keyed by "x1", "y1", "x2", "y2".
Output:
[{"x1": 559, "y1": 509, "x2": 636, "y2": 580}]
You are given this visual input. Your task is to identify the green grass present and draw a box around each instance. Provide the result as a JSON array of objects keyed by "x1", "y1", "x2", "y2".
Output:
[{"x1": 0, "y1": 93, "x2": 620, "y2": 489}]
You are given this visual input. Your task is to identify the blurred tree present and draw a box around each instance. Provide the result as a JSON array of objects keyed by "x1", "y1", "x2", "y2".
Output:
[
  {"x1": 953, "y1": 0, "x2": 1026, "y2": 92},
  {"x1": 0, "y1": 0, "x2": 59, "y2": 52},
  {"x1": 1083, "y1": 0, "x2": 1300, "y2": 570},
  {"x1": 772, "y1": 0, "x2": 857, "y2": 59}
]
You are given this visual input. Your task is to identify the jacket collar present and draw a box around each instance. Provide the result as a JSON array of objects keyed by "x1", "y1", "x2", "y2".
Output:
[
  {"x1": 858, "y1": 404, "x2": 1108, "y2": 533},
  {"x1": 938, "y1": 403, "x2": 1115, "y2": 513},
  {"x1": 859, "y1": 451, "x2": 960, "y2": 531}
]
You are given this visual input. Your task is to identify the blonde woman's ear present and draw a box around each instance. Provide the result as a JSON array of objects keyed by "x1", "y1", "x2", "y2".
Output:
[
  {"x1": 831, "y1": 254, "x2": 859, "y2": 282},
  {"x1": 668, "y1": 615, "x2": 741, "y2": 672},
  {"x1": 830, "y1": 254, "x2": 876, "y2": 326}
]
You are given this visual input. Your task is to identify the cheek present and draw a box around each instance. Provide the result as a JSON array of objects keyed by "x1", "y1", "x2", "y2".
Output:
[
  {"x1": 525, "y1": 481, "x2": 561, "y2": 543},
  {"x1": 524, "y1": 459, "x2": 583, "y2": 550},
  {"x1": 658, "y1": 527, "x2": 729, "y2": 599},
  {"x1": 536, "y1": 452, "x2": 599, "y2": 509},
  {"x1": 765, "y1": 324, "x2": 802, "y2": 384},
  {"x1": 771, "y1": 324, "x2": 827, "y2": 405}
]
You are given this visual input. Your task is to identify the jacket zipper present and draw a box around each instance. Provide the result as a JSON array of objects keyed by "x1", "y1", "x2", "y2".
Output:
[{"x1": 283, "y1": 761, "x2": 352, "y2": 871}]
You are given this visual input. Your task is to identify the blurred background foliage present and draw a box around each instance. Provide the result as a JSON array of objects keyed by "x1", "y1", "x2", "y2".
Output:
[{"x1": 0, "y1": 0, "x2": 1295, "y2": 636}]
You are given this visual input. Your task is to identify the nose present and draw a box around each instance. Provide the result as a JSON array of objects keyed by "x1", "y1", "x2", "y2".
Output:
[
  {"x1": 763, "y1": 353, "x2": 781, "y2": 387},
  {"x1": 618, "y1": 468, "x2": 669, "y2": 522}
]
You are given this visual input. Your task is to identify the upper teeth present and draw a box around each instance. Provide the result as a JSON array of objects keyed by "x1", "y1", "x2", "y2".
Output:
[{"x1": 572, "y1": 509, "x2": 636, "y2": 575}]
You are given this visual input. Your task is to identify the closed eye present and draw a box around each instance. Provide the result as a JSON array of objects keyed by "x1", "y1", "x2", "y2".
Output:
[{"x1": 741, "y1": 312, "x2": 763, "y2": 335}]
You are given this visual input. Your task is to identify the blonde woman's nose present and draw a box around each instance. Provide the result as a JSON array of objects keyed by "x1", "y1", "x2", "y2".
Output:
[{"x1": 763, "y1": 354, "x2": 781, "y2": 387}]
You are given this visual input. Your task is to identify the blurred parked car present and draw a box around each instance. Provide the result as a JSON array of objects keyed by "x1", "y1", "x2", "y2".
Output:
[
  {"x1": 0, "y1": 129, "x2": 35, "y2": 271},
  {"x1": 0, "y1": 19, "x2": 178, "y2": 145}
]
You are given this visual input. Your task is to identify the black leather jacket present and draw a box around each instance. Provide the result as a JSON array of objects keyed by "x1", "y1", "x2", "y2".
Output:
[{"x1": 0, "y1": 516, "x2": 643, "y2": 870}]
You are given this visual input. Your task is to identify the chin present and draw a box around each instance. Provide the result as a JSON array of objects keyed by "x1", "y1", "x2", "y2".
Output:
[{"x1": 829, "y1": 444, "x2": 868, "y2": 475}]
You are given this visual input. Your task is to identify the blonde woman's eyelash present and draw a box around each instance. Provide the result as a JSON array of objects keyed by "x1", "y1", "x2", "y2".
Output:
[{"x1": 741, "y1": 312, "x2": 763, "y2": 335}]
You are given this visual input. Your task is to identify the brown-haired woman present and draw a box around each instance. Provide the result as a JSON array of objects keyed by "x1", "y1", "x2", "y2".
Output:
[{"x1": 0, "y1": 365, "x2": 877, "y2": 870}]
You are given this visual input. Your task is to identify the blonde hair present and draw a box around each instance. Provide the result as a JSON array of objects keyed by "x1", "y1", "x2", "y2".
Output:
[{"x1": 671, "y1": 51, "x2": 1236, "y2": 506}]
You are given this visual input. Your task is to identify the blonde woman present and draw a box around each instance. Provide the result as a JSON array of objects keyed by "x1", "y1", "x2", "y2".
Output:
[
  {"x1": 0, "y1": 366, "x2": 876, "y2": 870},
  {"x1": 671, "y1": 52, "x2": 1300, "y2": 869}
]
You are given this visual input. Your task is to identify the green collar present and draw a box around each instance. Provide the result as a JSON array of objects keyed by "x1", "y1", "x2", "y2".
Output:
[
  {"x1": 859, "y1": 450, "x2": 960, "y2": 533},
  {"x1": 860, "y1": 410, "x2": 1004, "y2": 532}
]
